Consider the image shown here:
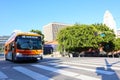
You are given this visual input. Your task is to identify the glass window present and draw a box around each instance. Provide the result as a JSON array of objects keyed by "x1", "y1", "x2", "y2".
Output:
[{"x1": 16, "y1": 36, "x2": 42, "y2": 50}]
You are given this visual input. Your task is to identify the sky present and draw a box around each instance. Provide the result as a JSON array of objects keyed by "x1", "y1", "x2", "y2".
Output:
[{"x1": 0, "y1": 0, "x2": 120, "y2": 36}]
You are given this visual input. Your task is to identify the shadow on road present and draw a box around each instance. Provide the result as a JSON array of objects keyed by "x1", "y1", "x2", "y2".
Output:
[
  {"x1": 96, "y1": 59, "x2": 120, "y2": 80},
  {"x1": 8, "y1": 57, "x2": 62, "y2": 64}
]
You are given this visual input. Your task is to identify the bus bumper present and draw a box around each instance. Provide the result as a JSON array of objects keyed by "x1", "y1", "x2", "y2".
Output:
[{"x1": 16, "y1": 53, "x2": 43, "y2": 61}]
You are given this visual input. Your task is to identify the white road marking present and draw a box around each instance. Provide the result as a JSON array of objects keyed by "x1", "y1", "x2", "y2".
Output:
[
  {"x1": 43, "y1": 58, "x2": 120, "y2": 67},
  {"x1": 48, "y1": 63, "x2": 115, "y2": 75},
  {"x1": 13, "y1": 66, "x2": 54, "y2": 80},
  {"x1": 0, "y1": 71, "x2": 8, "y2": 79},
  {"x1": 61, "y1": 62, "x2": 120, "y2": 71},
  {"x1": 32, "y1": 64, "x2": 100, "y2": 80}
]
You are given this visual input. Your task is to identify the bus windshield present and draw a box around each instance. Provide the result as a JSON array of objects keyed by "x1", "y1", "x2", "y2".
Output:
[{"x1": 16, "y1": 35, "x2": 42, "y2": 50}]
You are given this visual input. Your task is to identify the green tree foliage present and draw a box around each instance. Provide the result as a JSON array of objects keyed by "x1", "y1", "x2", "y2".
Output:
[
  {"x1": 57, "y1": 23, "x2": 116, "y2": 53},
  {"x1": 92, "y1": 23, "x2": 115, "y2": 43},
  {"x1": 114, "y1": 38, "x2": 120, "y2": 51},
  {"x1": 57, "y1": 24, "x2": 98, "y2": 52},
  {"x1": 30, "y1": 29, "x2": 43, "y2": 36},
  {"x1": 0, "y1": 47, "x2": 4, "y2": 52},
  {"x1": 0, "y1": 47, "x2": 2, "y2": 51},
  {"x1": 92, "y1": 24, "x2": 115, "y2": 52},
  {"x1": 30, "y1": 29, "x2": 44, "y2": 43}
]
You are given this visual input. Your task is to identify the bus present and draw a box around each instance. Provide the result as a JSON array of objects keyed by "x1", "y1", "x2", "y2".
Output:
[{"x1": 4, "y1": 31, "x2": 43, "y2": 62}]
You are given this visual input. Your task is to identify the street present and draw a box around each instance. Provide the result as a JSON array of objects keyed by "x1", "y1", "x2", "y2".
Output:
[{"x1": 0, "y1": 56, "x2": 120, "y2": 80}]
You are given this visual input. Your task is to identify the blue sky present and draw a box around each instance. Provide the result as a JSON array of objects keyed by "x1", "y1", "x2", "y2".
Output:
[{"x1": 0, "y1": 0, "x2": 120, "y2": 35}]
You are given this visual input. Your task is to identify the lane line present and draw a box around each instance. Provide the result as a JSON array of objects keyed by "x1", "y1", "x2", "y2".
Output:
[
  {"x1": 61, "y1": 62, "x2": 120, "y2": 71},
  {"x1": 48, "y1": 63, "x2": 115, "y2": 75},
  {"x1": 32, "y1": 64, "x2": 100, "y2": 80},
  {"x1": 44, "y1": 60, "x2": 120, "y2": 67},
  {"x1": 0, "y1": 71, "x2": 8, "y2": 79},
  {"x1": 13, "y1": 66, "x2": 54, "y2": 80},
  {"x1": 66, "y1": 59, "x2": 120, "y2": 67},
  {"x1": 65, "y1": 61, "x2": 120, "y2": 67}
]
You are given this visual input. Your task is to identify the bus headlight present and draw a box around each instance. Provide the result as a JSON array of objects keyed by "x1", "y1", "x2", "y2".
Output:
[
  {"x1": 41, "y1": 53, "x2": 43, "y2": 55},
  {"x1": 16, "y1": 53, "x2": 22, "y2": 57},
  {"x1": 37, "y1": 53, "x2": 43, "y2": 60},
  {"x1": 39, "y1": 53, "x2": 43, "y2": 56}
]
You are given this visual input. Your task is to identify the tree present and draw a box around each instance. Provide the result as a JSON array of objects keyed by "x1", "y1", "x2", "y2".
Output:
[
  {"x1": 57, "y1": 23, "x2": 116, "y2": 55},
  {"x1": 92, "y1": 23, "x2": 116, "y2": 53},
  {"x1": 30, "y1": 29, "x2": 44, "y2": 44},
  {"x1": 57, "y1": 24, "x2": 98, "y2": 52},
  {"x1": 30, "y1": 29, "x2": 43, "y2": 36},
  {"x1": 92, "y1": 23, "x2": 115, "y2": 43},
  {"x1": 0, "y1": 47, "x2": 2, "y2": 51},
  {"x1": 114, "y1": 38, "x2": 120, "y2": 51}
]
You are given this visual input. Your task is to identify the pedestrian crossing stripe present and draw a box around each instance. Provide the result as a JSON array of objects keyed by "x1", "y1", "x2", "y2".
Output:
[
  {"x1": 61, "y1": 62, "x2": 120, "y2": 71},
  {"x1": 48, "y1": 63, "x2": 115, "y2": 75},
  {"x1": 13, "y1": 66, "x2": 54, "y2": 80},
  {"x1": 32, "y1": 64, "x2": 100, "y2": 80},
  {"x1": 52, "y1": 58, "x2": 120, "y2": 66},
  {"x1": 0, "y1": 58, "x2": 119, "y2": 80},
  {"x1": 0, "y1": 71, "x2": 8, "y2": 79},
  {"x1": 68, "y1": 61, "x2": 120, "y2": 67},
  {"x1": 42, "y1": 58, "x2": 120, "y2": 68}
]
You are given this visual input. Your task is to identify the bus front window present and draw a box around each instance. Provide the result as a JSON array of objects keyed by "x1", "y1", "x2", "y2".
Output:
[{"x1": 16, "y1": 37, "x2": 42, "y2": 50}]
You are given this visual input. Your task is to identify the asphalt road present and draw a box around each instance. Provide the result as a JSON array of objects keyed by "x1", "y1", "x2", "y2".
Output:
[{"x1": 0, "y1": 56, "x2": 120, "y2": 80}]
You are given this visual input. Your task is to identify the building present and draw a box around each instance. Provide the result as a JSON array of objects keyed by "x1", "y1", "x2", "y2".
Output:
[
  {"x1": 43, "y1": 22, "x2": 71, "y2": 55},
  {"x1": 103, "y1": 10, "x2": 117, "y2": 35},
  {"x1": 0, "y1": 36, "x2": 10, "y2": 51},
  {"x1": 117, "y1": 29, "x2": 120, "y2": 38},
  {"x1": 43, "y1": 22, "x2": 71, "y2": 41}
]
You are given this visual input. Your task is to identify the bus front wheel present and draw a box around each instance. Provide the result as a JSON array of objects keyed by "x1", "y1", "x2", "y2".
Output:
[
  {"x1": 5, "y1": 54, "x2": 8, "y2": 61},
  {"x1": 12, "y1": 53, "x2": 17, "y2": 62}
]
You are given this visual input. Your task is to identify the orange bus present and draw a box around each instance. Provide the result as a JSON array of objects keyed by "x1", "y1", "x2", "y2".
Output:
[{"x1": 4, "y1": 31, "x2": 43, "y2": 62}]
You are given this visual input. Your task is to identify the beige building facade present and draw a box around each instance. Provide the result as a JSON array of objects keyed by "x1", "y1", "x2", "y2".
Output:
[
  {"x1": 43, "y1": 22, "x2": 71, "y2": 41},
  {"x1": 0, "y1": 36, "x2": 9, "y2": 51},
  {"x1": 117, "y1": 29, "x2": 120, "y2": 38}
]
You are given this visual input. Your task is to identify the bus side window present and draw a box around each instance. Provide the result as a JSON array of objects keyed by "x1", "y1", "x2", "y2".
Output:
[
  {"x1": 7, "y1": 46, "x2": 9, "y2": 51},
  {"x1": 11, "y1": 43, "x2": 14, "y2": 50},
  {"x1": 9, "y1": 44, "x2": 12, "y2": 51}
]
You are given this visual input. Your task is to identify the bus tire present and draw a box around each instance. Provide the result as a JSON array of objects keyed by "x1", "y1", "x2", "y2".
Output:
[
  {"x1": 12, "y1": 53, "x2": 17, "y2": 62},
  {"x1": 5, "y1": 54, "x2": 8, "y2": 61},
  {"x1": 40, "y1": 56, "x2": 43, "y2": 60}
]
